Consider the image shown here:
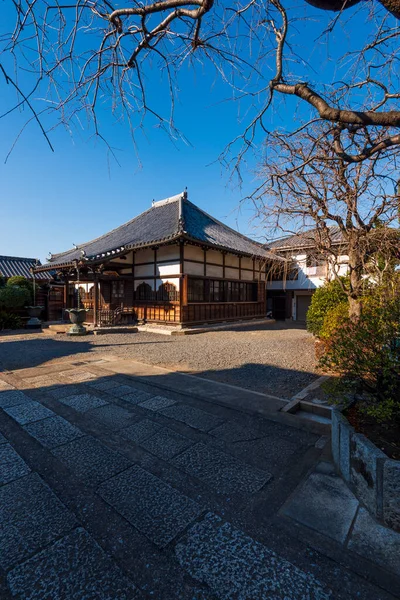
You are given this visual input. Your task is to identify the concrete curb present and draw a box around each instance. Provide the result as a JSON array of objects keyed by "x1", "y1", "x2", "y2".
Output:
[{"x1": 332, "y1": 410, "x2": 400, "y2": 532}]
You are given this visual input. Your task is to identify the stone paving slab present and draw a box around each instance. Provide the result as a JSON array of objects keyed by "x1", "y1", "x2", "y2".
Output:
[
  {"x1": 122, "y1": 419, "x2": 163, "y2": 443},
  {"x1": 58, "y1": 393, "x2": 108, "y2": 412},
  {"x1": 0, "y1": 390, "x2": 31, "y2": 409},
  {"x1": 175, "y1": 513, "x2": 333, "y2": 600},
  {"x1": 4, "y1": 401, "x2": 55, "y2": 425},
  {"x1": 0, "y1": 472, "x2": 76, "y2": 570},
  {"x1": 281, "y1": 472, "x2": 359, "y2": 544},
  {"x1": 47, "y1": 384, "x2": 88, "y2": 400},
  {"x1": 139, "y1": 395, "x2": 176, "y2": 412},
  {"x1": 348, "y1": 508, "x2": 400, "y2": 578},
  {"x1": 106, "y1": 384, "x2": 145, "y2": 398},
  {"x1": 208, "y1": 421, "x2": 265, "y2": 443},
  {"x1": 7, "y1": 528, "x2": 141, "y2": 600},
  {"x1": 160, "y1": 404, "x2": 224, "y2": 432},
  {"x1": 87, "y1": 378, "x2": 124, "y2": 391},
  {"x1": 122, "y1": 390, "x2": 156, "y2": 405},
  {"x1": 58, "y1": 370, "x2": 97, "y2": 382},
  {"x1": 98, "y1": 465, "x2": 203, "y2": 547},
  {"x1": 86, "y1": 404, "x2": 138, "y2": 431},
  {"x1": 141, "y1": 426, "x2": 194, "y2": 460},
  {"x1": 24, "y1": 416, "x2": 85, "y2": 448},
  {"x1": 173, "y1": 442, "x2": 272, "y2": 495},
  {"x1": 0, "y1": 379, "x2": 15, "y2": 391},
  {"x1": 21, "y1": 375, "x2": 61, "y2": 389},
  {"x1": 0, "y1": 444, "x2": 31, "y2": 485},
  {"x1": 52, "y1": 436, "x2": 132, "y2": 486}
]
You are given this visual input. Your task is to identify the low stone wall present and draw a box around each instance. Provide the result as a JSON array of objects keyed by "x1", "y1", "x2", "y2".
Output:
[{"x1": 332, "y1": 411, "x2": 400, "y2": 532}]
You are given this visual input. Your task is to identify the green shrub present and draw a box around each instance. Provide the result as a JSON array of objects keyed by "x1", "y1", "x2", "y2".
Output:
[
  {"x1": 306, "y1": 278, "x2": 348, "y2": 336},
  {"x1": 0, "y1": 286, "x2": 31, "y2": 309},
  {"x1": 320, "y1": 281, "x2": 400, "y2": 422},
  {"x1": 6, "y1": 275, "x2": 36, "y2": 303},
  {"x1": 319, "y1": 302, "x2": 349, "y2": 340},
  {"x1": 0, "y1": 311, "x2": 22, "y2": 330}
]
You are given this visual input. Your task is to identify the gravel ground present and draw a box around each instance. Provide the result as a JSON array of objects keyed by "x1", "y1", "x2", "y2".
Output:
[{"x1": 0, "y1": 323, "x2": 318, "y2": 398}]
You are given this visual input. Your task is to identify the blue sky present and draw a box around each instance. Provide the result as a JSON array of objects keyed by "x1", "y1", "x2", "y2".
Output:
[{"x1": 0, "y1": 2, "x2": 380, "y2": 262}]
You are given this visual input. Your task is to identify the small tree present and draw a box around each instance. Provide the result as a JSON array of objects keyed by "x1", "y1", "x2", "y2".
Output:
[
  {"x1": 320, "y1": 278, "x2": 400, "y2": 422},
  {"x1": 306, "y1": 279, "x2": 348, "y2": 337},
  {"x1": 6, "y1": 276, "x2": 37, "y2": 303},
  {"x1": 257, "y1": 124, "x2": 399, "y2": 320},
  {"x1": 0, "y1": 286, "x2": 31, "y2": 309}
]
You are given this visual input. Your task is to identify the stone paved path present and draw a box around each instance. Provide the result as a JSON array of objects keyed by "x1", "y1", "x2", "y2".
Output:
[{"x1": 0, "y1": 356, "x2": 397, "y2": 600}]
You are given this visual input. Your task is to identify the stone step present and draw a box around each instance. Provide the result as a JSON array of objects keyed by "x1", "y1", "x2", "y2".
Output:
[
  {"x1": 299, "y1": 400, "x2": 333, "y2": 419},
  {"x1": 295, "y1": 410, "x2": 331, "y2": 434}
]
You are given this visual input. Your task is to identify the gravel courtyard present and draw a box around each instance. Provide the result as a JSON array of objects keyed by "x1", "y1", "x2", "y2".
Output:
[{"x1": 0, "y1": 323, "x2": 317, "y2": 398}]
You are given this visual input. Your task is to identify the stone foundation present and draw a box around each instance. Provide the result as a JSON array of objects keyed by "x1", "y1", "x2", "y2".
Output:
[{"x1": 332, "y1": 410, "x2": 400, "y2": 532}]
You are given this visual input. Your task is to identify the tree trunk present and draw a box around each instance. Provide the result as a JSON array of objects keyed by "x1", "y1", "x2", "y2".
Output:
[{"x1": 348, "y1": 241, "x2": 364, "y2": 321}]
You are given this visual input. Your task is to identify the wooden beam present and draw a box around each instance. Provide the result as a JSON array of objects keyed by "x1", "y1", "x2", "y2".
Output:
[{"x1": 93, "y1": 276, "x2": 99, "y2": 327}]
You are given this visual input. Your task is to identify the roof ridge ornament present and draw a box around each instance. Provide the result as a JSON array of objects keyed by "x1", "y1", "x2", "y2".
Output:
[{"x1": 178, "y1": 188, "x2": 187, "y2": 234}]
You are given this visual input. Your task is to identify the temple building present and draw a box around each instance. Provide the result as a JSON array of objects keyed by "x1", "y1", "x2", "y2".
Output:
[{"x1": 34, "y1": 192, "x2": 284, "y2": 327}]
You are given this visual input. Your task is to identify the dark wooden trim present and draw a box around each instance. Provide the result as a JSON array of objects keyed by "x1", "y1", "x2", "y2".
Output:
[
  {"x1": 253, "y1": 257, "x2": 255, "y2": 279},
  {"x1": 132, "y1": 252, "x2": 135, "y2": 307},
  {"x1": 93, "y1": 276, "x2": 99, "y2": 327},
  {"x1": 133, "y1": 257, "x2": 180, "y2": 267}
]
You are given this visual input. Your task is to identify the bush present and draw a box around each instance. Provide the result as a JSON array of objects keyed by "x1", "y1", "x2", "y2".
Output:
[
  {"x1": 320, "y1": 281, "x2": 400, "y2": 422},
  {"x1": 0, "y1": 311, "x2": 22, "y2": 330},
  {"x1": 306, "y1": 278, "x2": 348, "y2": 337},
  {"x1": 0, "y1": 286, "x2": 31, "y2": 309},
  {"x1": 6, "y1": 276, "x2": 36, "y2": 303},
  {"x1": 319, "y1": 302, "x2": 349, "y2": 340}
]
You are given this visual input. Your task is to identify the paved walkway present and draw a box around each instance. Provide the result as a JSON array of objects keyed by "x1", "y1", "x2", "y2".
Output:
[{"x1": 0, "y1": 355, "x2": 398, "y2": 599}]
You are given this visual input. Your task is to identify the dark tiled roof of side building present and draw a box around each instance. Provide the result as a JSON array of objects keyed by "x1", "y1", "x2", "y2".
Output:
[
  {"x1": 0, "y1": 256, "x2": 52, "y2": 280},
  {"x1": 40, "y1": 192, "x2": 284, "y2": 269},
  {"x1": 267, "y1": 226, "x2": 345, "y2": 251}
]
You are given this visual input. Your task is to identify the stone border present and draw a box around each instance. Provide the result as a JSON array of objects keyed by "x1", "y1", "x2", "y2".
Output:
[{"x1": 332, "y1": 410, "x2": 400, "y2": 532}]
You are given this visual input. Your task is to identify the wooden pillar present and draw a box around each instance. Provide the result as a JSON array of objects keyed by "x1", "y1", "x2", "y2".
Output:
[
  {"x1": 154, "y1": 248, "x2": 157, "y2": 296},
  {"x1": 63, "y1": 281, "x2": 68, "y2": 310},
  {"x1": 132, "y1": 251, "x2": 135, "y2": 307},
  {"x1": 239, "y1": 256, "x2": 242, "y2": 280},
  {"x1": 93, "y1": 276, "x2": 99, "y2": 327},
  {"x1": 203, "y1": 248, "x2": 207, "y2": 276},
  {"x1": 222, "y1": 252, "x2": 226, "y2": 279}
]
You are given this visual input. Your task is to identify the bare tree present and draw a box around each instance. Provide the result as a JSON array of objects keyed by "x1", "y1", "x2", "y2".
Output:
[
  {"x1": 254, "y1": 124, "x2": 400, "y2": 319},
  {"x1": 1, "y1": 1, "x2": 399, "y2": 163}
]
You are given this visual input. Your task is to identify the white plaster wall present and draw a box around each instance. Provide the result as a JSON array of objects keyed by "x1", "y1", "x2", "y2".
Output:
[
  {"x1": 184, "y1": 245, "x2": 204, "y2": 261},
  {"x1": 206, "y1": 249, "x2": 223, "y2": 264},
  {"x1": 225, "y1": 267, "x2": 240, "y2": 279},
  {"x1": 184, "y1": 261, "x2": 204, "y2": 276},
  {"x1": 158, "y1": 245, "x2": 180, "y2": 261},
  {"x1": 157, "y1": 262, "x2": 180, "y2": 276},
  {"x1": 113, "y1": 251, "x2": 134, "y2": 264},
  {"x1": 119, "y1": 268, "x2": 133, "y2": 275},
  {"x1": 206, "y1": 264, "x2": 223, "y2": 278},
  {"x1": 241, "y1": 257, "x2": 253, "y2": 270},
  {"x1": 225, "y1": 253, "x2": 239, "y2": 267},
  {"x1": 135, "y1": 248, "x2": 155, "y2": 263},
  {"x1": 241, "y1": 270, "x2": 254, "y2": 281},
  {"x1": 135, "y1": 264, "x2": 154, "y2": 277}
]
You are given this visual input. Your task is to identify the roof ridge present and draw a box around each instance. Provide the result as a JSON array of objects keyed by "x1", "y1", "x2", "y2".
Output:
[
  {"x1": 0, "y1": 255, "x2": 41, "y2": 262},
  {"x1": 49, "y1": 200, "x2": 181, "y2": 262},
  {"x1": 183, "y1": 198, "x2": 267, "y2": 250}
]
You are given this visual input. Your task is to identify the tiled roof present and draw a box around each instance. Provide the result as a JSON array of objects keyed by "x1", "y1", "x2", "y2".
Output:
[
  {"x1": 40, "y1": 193, "x2": 283, "y2": 269},
  {"x1": 0, "y1": 256, "x2": 52, "y2": 280},
  {"x1": 267, "y1": 226, "x2": 344, "y2": 251}
]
